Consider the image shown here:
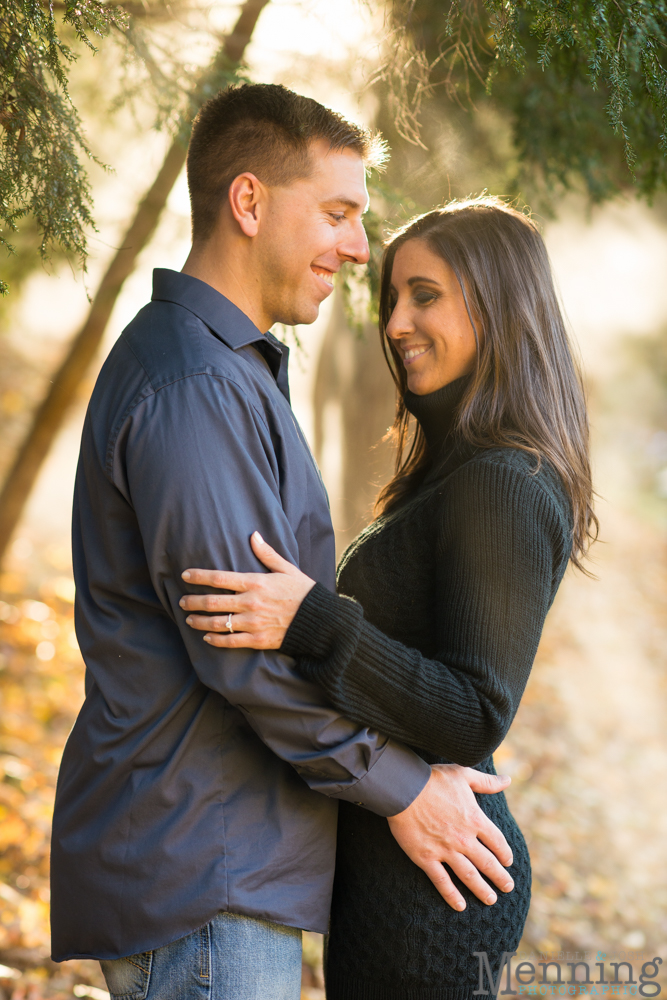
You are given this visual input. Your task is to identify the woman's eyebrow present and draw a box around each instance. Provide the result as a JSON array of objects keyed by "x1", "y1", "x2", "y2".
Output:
[{"x1": 407, "y1": 275, "x2": 442, "y2": 287}]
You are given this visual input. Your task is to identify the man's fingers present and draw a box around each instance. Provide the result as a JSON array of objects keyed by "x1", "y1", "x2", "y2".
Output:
[
  {"x1": 181, "y1": 568, "x2": 253, "y2": 591},
  {"x1": 477, "y1": 815, "x2": 514, "y2": 869},
  {"x1": 457, "y1": 840, "x2": 514, "y2": 894},
  {"x1": 250, "y1": 532, "x2": 300, "y2": 576},
  {"x1": 445, "y1": 852, "x2": 499, "y2": 906},
  {"x1": 420, "y1": 860, "x2": 466, "y2": 911},
  {"x1": 465, "y1": 769, "x2": 512, "y2": 796}
]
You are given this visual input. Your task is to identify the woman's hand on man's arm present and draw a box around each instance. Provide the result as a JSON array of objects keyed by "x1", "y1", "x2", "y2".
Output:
[{"x1": 180, "y1": 531, "x2": 315, "y2": 649}]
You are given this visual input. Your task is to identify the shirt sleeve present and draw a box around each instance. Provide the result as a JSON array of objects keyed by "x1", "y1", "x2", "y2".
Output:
[
  {"x1": 282, "y1": 459, "x2": 569, "y2": 766},
  {"x1": 111, "y1": 372, "x2": 430, "y2": 816}
]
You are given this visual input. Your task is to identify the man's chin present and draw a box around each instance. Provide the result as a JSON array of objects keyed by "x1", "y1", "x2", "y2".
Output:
[{"x1": 276, "y1": 300, "x2": 322, "y2": 328}]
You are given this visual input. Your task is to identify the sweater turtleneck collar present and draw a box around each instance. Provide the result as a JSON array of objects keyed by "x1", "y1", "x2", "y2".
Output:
[{"x1": 403, "y1": 374, "x2": 471, "y2": 457}]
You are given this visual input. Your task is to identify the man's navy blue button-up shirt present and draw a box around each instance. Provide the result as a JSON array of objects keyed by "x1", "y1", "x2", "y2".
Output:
[{"x1": 50, "y1": 269, "x2": 430, "y2": 962}]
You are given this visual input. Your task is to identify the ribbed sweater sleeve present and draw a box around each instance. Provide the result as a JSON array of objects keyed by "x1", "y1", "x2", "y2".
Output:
[{"x1": 281, "y1": 460, "x2": 568, "y2": 766}]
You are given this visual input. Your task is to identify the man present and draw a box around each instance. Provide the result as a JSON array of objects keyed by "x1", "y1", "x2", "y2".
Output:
[{"x1": 51, "y1": 83, "x2": 514, "y2": 1000}]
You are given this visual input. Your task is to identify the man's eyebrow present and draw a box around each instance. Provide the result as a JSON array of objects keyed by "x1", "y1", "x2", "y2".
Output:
[{"x1": 321, "y1": 196, "x2": 368, "y2": 211}]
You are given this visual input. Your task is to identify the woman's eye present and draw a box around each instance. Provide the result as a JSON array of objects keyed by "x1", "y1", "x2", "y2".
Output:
[{"x1": 414, "y1": 291, "x2": 437, "y2": 306}]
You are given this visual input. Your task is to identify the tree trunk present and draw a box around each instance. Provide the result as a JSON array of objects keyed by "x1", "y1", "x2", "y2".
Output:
[
  {"x1": 0, "y1": 0, "x2": 271, "y2": 565},
  {"x1": 314, "y1": 292, "x2": 397, "y2": 556}
]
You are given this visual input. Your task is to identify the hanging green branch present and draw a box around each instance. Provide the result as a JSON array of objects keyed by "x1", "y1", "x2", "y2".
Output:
[
  {"x1": 0, "y1": 0, "x2": 129, "y2": 294},
  {"x1": 384, "y1": 0, "x2": 667, "y2": 201}
]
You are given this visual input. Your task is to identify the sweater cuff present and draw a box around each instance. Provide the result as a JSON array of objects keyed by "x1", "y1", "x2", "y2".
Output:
[{"x1": 281, "y1": 581, "x2": 362, "y2": 660}]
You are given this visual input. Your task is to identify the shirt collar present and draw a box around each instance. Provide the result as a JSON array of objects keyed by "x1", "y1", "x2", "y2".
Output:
[
  {"x1": 254, "y1": 331, "x2": 291, "y2": 404},
  {"x1": 152, "y1": 268, "x2": 290, "y2": 403}
]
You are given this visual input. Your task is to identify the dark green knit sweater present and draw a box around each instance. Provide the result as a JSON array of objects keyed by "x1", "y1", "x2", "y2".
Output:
[{"x1": 281, "y1": 376, "x2": 573, "y2": 1000}]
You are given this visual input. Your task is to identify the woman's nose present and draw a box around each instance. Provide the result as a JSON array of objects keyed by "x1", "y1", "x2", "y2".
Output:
[{"x1": 386, "y1": 303, "x2": 413, "y2": 340}]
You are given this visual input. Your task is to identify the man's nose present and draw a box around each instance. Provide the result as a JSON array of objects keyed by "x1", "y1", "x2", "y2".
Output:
[{"x1": 338, "y1": 220, "x2": 370, "y2": 265}]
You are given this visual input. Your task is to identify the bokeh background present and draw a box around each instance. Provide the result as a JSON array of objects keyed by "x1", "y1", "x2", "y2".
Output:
[{"x1": 1, "y1": 1, "x2": 666, "y2": 997}]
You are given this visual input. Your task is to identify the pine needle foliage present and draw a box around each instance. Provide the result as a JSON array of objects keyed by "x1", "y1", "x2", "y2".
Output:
[
  {"x1": 0, "y1": 0, "x2": 128, "y2": 295},
  {"x1": 385, "y1": 0, "x2": 667, "y2": 202}
]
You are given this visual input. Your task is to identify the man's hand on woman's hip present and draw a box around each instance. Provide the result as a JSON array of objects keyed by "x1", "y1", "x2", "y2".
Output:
[{"x1": 387, "y1": 763, "x2": 514, "y2": 911}]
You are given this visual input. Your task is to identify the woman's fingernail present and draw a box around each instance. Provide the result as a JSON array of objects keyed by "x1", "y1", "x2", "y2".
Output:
[
  {"x1": 456, "y1": 900, "x2": 466, "y2": 911},
  {"x1": 253, "y1": 531, "x2": 264, "y2": 544},
  {"x1": 486, "y1": 893, "x2": 497, "y2": 905},
  {"x1": 186, "y1": 616, "x2": 193, "y2": 625},
  {"x1": 203, "y1": 634, "x2": 211, "y2": 643},
  {"x1": 182, "y1": 571, "x2": 191, "y2": 581}
]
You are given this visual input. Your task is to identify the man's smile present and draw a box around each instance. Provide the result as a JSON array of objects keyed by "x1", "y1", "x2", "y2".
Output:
[{"x1": 311, "y1": 265, "x2": 335, "y2": 287}]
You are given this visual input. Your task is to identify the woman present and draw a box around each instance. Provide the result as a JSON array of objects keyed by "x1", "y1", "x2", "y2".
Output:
[{"x1": 180, "y1": 197, "x2": 597, "y2": 998}]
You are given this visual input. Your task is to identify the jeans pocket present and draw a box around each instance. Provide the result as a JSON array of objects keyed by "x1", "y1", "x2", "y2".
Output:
[{"x1": 100, "y1": 951, "x2": 153, "y2": 1000}]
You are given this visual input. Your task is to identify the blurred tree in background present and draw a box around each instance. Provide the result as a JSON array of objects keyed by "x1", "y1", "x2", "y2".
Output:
[{"x1": 0, "y1": 0, "x2": 270, "y2": 563}]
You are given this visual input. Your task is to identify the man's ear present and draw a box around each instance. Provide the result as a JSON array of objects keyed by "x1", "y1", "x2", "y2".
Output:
[{"x1": 228, "y1": 172, "x2": 264, "y2": 238}]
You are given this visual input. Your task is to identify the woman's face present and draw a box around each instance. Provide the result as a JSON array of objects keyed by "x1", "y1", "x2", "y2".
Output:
[{"x1": 386, "y1": 238, "x2": 480, "y2": 396}]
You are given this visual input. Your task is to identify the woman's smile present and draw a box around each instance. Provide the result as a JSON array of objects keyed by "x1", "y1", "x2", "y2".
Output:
[{"x1": 403, "y1": 345, "x2": 432, "y2": 364}]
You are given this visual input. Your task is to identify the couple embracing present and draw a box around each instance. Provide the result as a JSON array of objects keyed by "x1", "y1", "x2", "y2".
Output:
[{"x1": 51, "y1": 82, "x2": 595, "y2": 1000}]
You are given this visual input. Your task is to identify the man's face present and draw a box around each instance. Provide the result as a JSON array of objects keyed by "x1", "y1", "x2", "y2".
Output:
[{"x1": 255, "y1": 139, "x2": 370, "y2": 329}]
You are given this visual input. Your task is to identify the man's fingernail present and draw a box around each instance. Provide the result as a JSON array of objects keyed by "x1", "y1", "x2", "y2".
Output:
[
  {"x1": 182, "y1": 571, "x2": 191, "y2": 581},
  {"x1": 179, "y1": 598, "x2": 185, "y2": 608},
  {"x1": 253, "y1": 531, "x2": 264, "y2": 544},
  {"x1": 498, "y1": 774, "x2": 510, "y2": 781},
  {"x1": 486, "y1": 894, "x2": 497, "y2": 904},
  {"x1": 186, "y1": 616, "x2": 193, "y2": 625},
  {"x1": 203, "y1": 634, "x2": 211, "y2": 643},
  {"x1": 456, "y1": 900, "x2": 466, "y2": 911}
]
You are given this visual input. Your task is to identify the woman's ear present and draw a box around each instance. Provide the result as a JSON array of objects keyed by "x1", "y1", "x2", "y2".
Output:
[{"x1": 228, "y1": 172, "x2": 264, "y2": 238}]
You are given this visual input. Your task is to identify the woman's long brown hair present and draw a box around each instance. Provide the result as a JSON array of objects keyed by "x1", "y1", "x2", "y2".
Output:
[{"x1": 375, "y1": 196, "x2": 598, "y2": 570}]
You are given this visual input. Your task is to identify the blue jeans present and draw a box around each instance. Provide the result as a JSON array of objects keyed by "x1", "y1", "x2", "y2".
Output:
[{"x1": 99, "y1": 911, "x2": 302, "y2": 1000}]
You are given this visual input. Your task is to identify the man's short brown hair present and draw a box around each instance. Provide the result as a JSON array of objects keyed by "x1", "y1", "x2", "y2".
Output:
[{"x1": 186, "y1": 82, "x2": 387, "y2": 241}]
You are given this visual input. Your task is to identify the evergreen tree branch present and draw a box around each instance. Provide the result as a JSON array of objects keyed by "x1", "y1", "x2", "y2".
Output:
[
  {"x1": 0, "y1": 0, "x2": 131, "y2": 294},
  {"x1": 383, "y1": 0, "x2": 667, "y2": 199}
]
